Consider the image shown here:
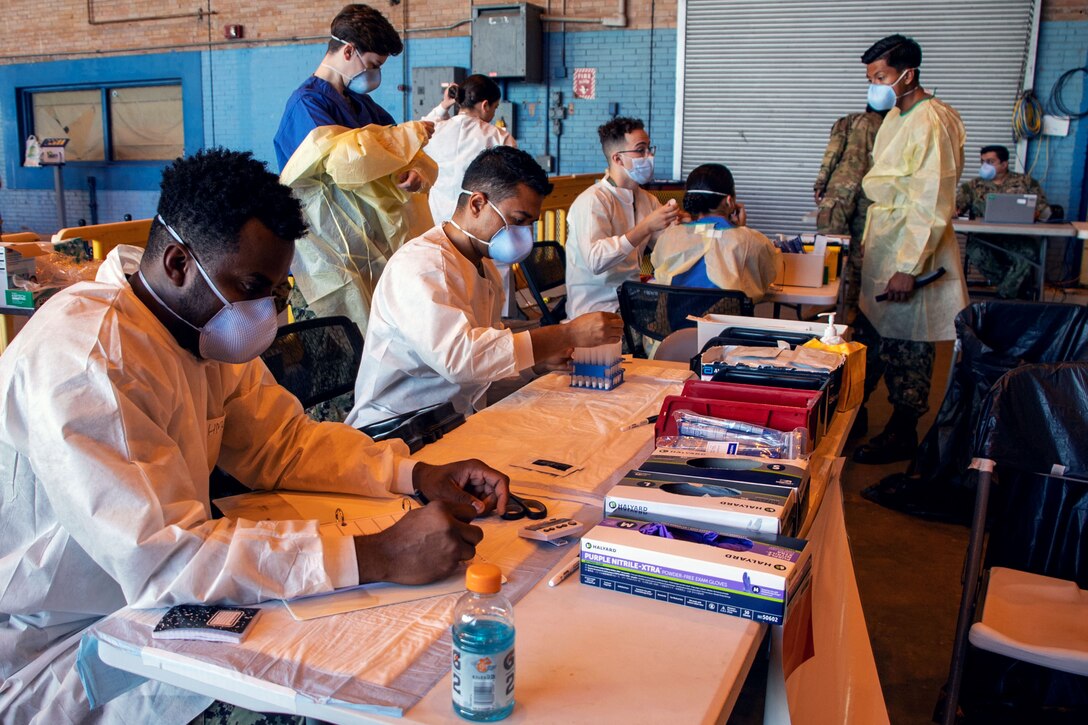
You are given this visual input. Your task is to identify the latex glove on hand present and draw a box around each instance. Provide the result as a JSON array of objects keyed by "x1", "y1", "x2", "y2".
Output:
[
  {"x1": 413, "y1": 458, "x2": 510, "y2": 516},
  {"x1": 355, "y1": 501, "x2": 483, "y2": 585}
]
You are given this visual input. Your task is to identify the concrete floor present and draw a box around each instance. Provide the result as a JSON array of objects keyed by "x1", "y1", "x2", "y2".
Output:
[{"x1": 841, "y1": 340, "x2": 969, "y2": 725}]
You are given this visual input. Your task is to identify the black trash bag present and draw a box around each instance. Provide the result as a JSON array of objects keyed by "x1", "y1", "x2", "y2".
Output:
[
  {"x1": 959, "y1": 363, "x2": 1088, "y2": 721},
  {"x1": 973, "y1": 362, "x2": 1088, "y2": 585},
  {"x1": 960, "y1": 647, "x2": 1088, "y2": 724},
  {"x1": 909, "y1": 301, "x2": 1088, "y2": 490}
]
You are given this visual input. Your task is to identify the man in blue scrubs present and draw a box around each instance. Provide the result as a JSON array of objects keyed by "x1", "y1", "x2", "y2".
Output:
[{"x1": 274, "y1": 3, "x2": 431, "y2": 191}]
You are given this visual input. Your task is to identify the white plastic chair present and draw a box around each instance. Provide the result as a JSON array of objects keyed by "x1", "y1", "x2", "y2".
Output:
[
  {"x1": 652, "y1": 327, "x2": 699, "y2": 363},
  {"x1": 968, "y1": 567, "x2": 1088, "y2": 676}
]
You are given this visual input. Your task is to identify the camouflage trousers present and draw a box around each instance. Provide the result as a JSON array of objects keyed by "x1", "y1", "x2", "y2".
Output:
[
  {"x1": 188, "y1": 701, "x2": 305, "y2": 725},
  {"x1": 817, "y1": 196, "x2": 868, "y2": 323},
  {"x1": 854, "y1": 314, "x2": 935, "y2": 418},
  {"x1": 840, "y1": 242, "x2": 864, "y2": 324},
  {"x1": 965, "y1": 233, "x2": 1040, "y2": 299},
  {"x1": 286, "y1": 285, "x2": 357, "y2": 423}
]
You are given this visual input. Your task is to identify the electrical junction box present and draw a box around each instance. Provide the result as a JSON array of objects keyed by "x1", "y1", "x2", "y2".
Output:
[
  {"x1": 1042, "y1": 114, "x2": 1070, "y2": 137},
  {"x1": 472, "y1": 3, "x2": 543, "y2": 82},
  {"x1": 412, "y1": 66, "x2": 466, "y2": 120},
  {"x1": 494, "y1": 100, "x2": 516, "y2": 137}
]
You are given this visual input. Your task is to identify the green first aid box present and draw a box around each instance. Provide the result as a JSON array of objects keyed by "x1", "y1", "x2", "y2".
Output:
[{"x1": 0, "y1": 245, "x2": 40, "y2": 310}]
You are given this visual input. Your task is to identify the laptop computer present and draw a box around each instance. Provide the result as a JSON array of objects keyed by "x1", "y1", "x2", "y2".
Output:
[{"x1": 983, "y1": 193, "x2": 1037, "y2": 224}]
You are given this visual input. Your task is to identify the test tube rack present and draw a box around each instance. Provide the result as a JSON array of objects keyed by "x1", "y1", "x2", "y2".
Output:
[{"x1": 570, "y1": 342, "x2": 624, "y2": 391}]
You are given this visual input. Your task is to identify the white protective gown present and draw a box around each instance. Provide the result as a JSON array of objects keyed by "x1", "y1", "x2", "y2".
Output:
[
  {"x1": 0, "y1": 246, "x2": 415, "y2": 722},
  {"x1": 565, "y1": 177, "x2": 663, "y2": 317},
  {"x1": 345, "y1": 226, "x2": 535, "y2": 428},
  {"x1": 425, "y1": 107, "x2": 517, "y2": 225},
  {"x1": 859, "y1": 96, "x2": 969, "y2": 342}
]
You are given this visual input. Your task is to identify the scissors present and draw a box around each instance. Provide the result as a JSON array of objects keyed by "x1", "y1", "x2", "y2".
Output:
[{"x1": 501, "y1": 492, "x2": 548, "y2": 521}]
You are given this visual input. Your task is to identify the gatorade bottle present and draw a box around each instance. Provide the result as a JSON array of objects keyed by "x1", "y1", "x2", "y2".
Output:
[{"x1": 451, "y1": 563, "x2": 515, "y2": 721}]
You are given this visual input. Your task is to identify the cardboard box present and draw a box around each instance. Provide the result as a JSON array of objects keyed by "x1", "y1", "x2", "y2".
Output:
[
  {"x1": 0, "y1": 245, "x2": 39, "y2": 310},
  {"x1": 0, "y1": 240, "x2": 92, "y2": 311},
  {"x1": 607, "y1": 469, "x2": 798, "y2": 535},
  {"x1": 639, "y1": 448, "x2": 810, "y2": 505},
  {"x1": 579, "y1": 517, "x2": 811, "y2": 625},
  {"x1": 775, "y1": 250, "x2": 828, "y2": 287}
]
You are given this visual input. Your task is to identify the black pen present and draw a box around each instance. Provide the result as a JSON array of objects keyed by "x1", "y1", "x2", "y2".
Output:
[{"x1": 620, "y1": 414, "x2": 659, "y2": 432}]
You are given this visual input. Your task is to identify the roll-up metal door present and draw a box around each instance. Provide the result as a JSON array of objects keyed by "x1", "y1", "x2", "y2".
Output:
[{"x1": 674, "y1": 0, "x2": 1037, "y2": 235}]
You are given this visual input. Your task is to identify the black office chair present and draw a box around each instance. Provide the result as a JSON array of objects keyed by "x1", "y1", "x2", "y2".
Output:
[
  {"x1": 519, "y1": 241, "x2": 567, "y2": 325},
  {"x1": 617, "y1": 281, "x2": 754, "y2": 358},
  {"x1": 260, "y1": 315, "x2": 364, "y2": 411},
  {"x1": 210, "y1": 316, "x2": 365, "y2": 509}
]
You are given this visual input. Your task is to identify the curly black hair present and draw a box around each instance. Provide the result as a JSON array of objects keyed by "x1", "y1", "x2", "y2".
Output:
[
  {"x1": 597, "y1": 117, "x2": 645, "y2": 160},
  {"x1": 683, "y1": 163, "x2": 735, "y2": 217},
  {"x1": 149, "y1": 148, "x2": 307, "y2": 261},
  {"x1": 457, "y1": 146, "x2": 553, "y2": 209},
  {"x1": 328, "y1": 4, "x2": 403, "y2": 56}
]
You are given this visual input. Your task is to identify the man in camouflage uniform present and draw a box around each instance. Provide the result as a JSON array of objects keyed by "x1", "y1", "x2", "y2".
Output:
[
  {"x1": 956, "y1": 144, "x2": 1052, "y2": 299},
  {"x1": 813, "y1": 107, "x2": 885, "y2": 322}
]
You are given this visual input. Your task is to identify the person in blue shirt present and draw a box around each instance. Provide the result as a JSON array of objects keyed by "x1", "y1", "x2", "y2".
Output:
[
  {"x1": 273, "y1": 3, "x2": 431, "y2": 192},
  {"x1": 651, "y1": 163, "x2": 777, "y2": 302}
]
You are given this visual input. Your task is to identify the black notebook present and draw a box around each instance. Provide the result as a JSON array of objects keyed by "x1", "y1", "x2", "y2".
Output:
[{"x1": 152, "y1": 605, "x2": 261, "y2": 643}]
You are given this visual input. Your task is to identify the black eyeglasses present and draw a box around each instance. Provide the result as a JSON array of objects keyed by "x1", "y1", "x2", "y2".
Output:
[{"x1": 617, "y1": 145, "x2": 656, "y2": 158}]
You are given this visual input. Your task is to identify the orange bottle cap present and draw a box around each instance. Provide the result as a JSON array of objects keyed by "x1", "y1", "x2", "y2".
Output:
[{"x1": 465, "y1": 563, "x2": 502, "y2": 594}]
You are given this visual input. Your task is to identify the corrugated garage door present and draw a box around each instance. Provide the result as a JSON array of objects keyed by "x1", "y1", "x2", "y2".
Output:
[{"x1": 674, "y1": 0, "x2": 1037, "y2": 234}]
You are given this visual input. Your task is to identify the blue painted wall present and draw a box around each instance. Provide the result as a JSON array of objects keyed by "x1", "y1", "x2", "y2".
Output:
[
  {"x1": 1025, "y1": 21, "x2": 1088, "y2": 220},
  {"x1": 1, "y1": 22, "x2": 1083, "y2": 235},
  {"x1": 0, "y1": 52, "x2": 203, "y2": 233},
  {"x1": 1, "y1": 28, "x2": 675, "y2": 235}
]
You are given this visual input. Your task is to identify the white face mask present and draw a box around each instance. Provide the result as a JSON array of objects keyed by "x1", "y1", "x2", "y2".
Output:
[
  {"x1": 326, "y1": 35, "x2": 382, "y2": 94},
  {"x1": 140, "y1": 216, "x2": 279, "y2": 364},
  {"x1": 449, "y1": 191, "x2": 536, "y2": 265},
  {"x1": 867, "y1": 67, "x2": 915, "y2": 112},
  {"x1": 622, "y1": 155, "x2": 655, "y2": 186}
]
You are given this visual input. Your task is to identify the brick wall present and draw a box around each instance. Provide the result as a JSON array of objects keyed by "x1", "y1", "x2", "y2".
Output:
[
  {"x1": 1, "y1": 2, "x2": 1084, "y2": 236},
  {"x1": 0, "y1": 1, "x2": 677, "y2": 64},
  {"x1": 1026, "y1": 19, "x2": 1088, "y2": 219},
  {"x1": 1043, "y1": 0, "x2": 1088, "y2": 23}
]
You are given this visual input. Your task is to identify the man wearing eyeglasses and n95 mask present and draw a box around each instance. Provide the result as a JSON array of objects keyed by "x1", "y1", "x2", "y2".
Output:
[
  {"x1": 0, "y1": 149, "x2": 508, "y2": 723},
  {"x1": 565, "y1": 117, "x2": 681, "y2": 318},
  {"x1": 345, "y1": 146, "x2": 624, "y2": 428}
]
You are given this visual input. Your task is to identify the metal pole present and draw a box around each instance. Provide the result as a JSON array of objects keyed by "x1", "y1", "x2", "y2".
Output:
[{"x1": 53, "y1": 166, "x2": 67, "y2": 230}]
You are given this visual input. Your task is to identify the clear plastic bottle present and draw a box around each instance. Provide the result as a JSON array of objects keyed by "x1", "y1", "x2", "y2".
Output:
[{"x1": 451, "y1": 563, "x2": 515, "y2": 721}]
